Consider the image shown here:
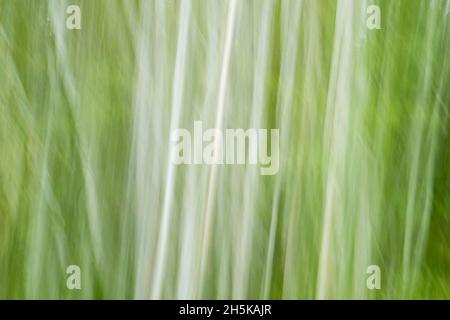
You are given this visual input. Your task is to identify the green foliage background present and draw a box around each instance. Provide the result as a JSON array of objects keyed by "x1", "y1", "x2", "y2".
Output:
[{"x1": 0, "y1": 0, "x2": 449, "y2": 299}]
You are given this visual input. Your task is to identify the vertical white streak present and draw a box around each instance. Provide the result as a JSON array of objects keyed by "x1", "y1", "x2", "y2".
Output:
[
  {"x1": 233, "y1": 0, "x2": 274, "y2": 299},
  {"x1": 316, "y1": 0, "x2": 354, "y2": 299},
  {"x1": 199, "y1": 0, "x2": 238, "y2": 294},
  {"x1": 151, "y1": 0, "x2": 191, "y2": 299},
  {"x1": 278, "y1": 0, "x2": 302, "y2": 299},
  {"x1": 262, "y1": 187, "x2": 280, "y2": 298}
]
